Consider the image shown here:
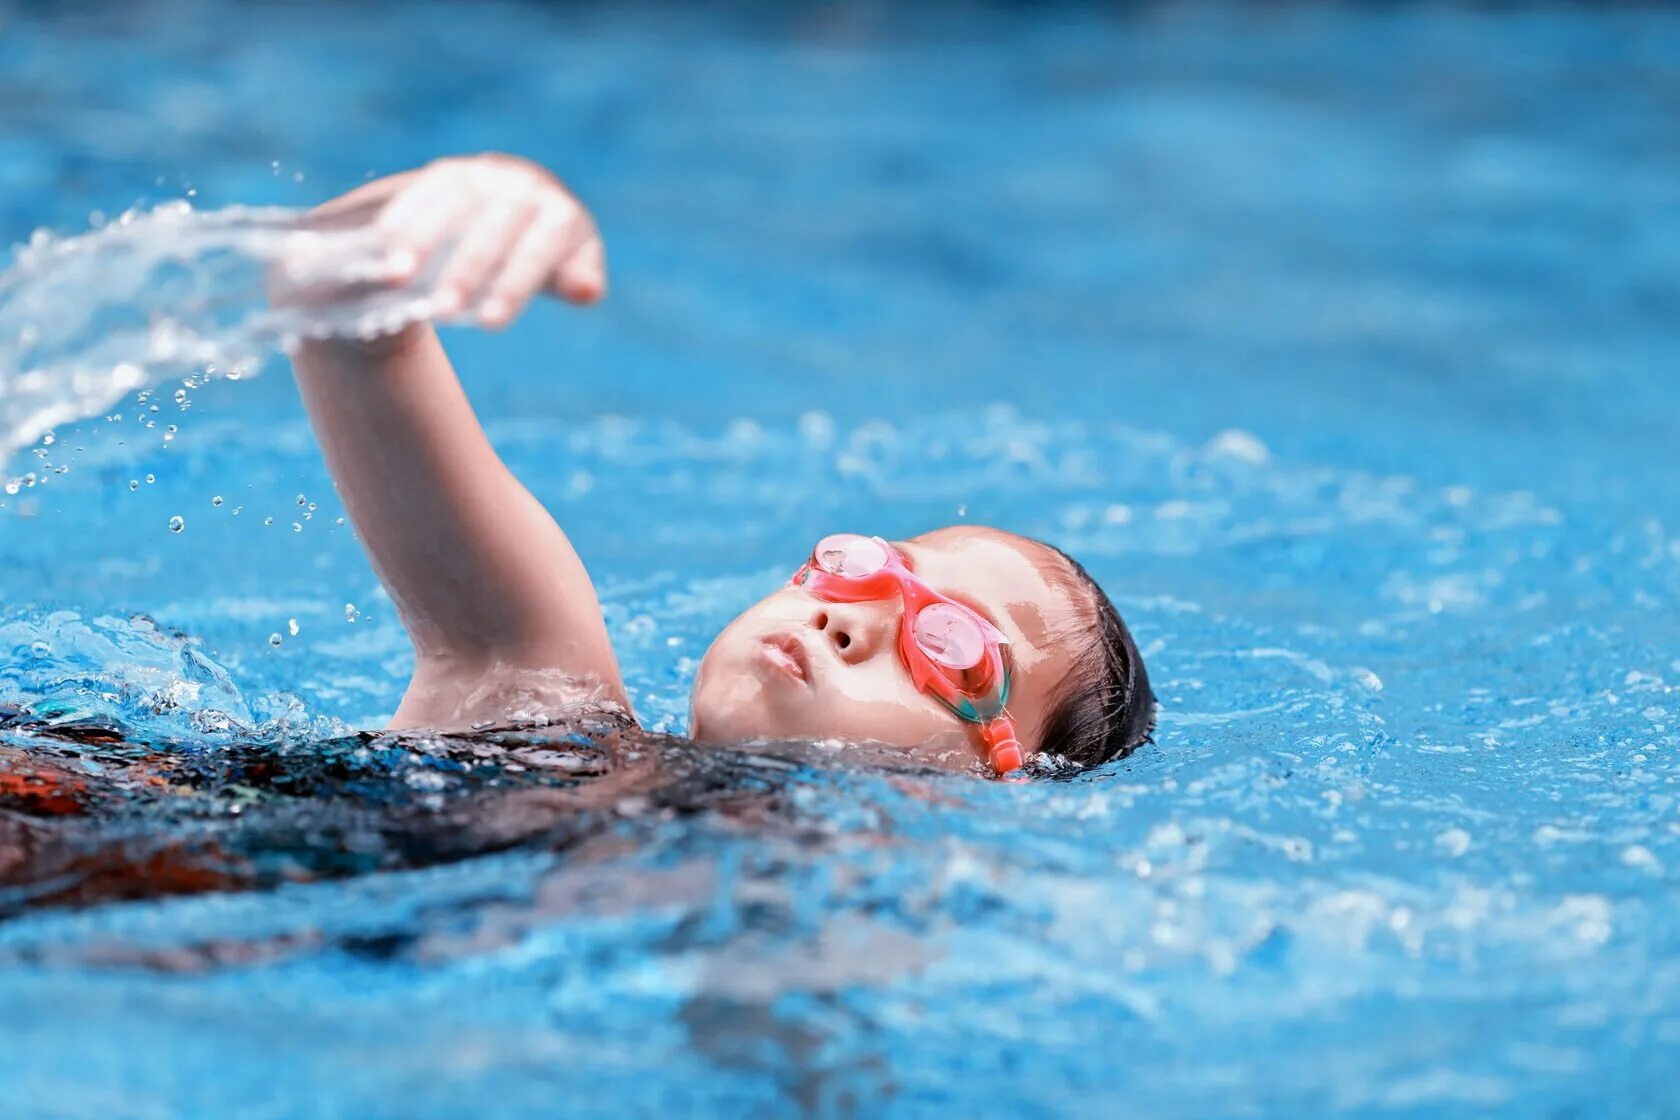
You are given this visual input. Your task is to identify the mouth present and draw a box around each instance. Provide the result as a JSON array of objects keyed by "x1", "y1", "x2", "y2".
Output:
[{"x1": 759, "y1": 633, "x2": 811, "y2": 684}]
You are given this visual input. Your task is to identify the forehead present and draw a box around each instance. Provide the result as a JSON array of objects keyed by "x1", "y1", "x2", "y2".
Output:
[{"x1": 896, "y1": 529, "x2": 1078, "y2": 652}]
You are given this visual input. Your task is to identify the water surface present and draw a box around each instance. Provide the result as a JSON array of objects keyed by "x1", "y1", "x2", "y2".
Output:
[{"x1": 0, "y1": 3, "x2": 1676, "y2": 1116}]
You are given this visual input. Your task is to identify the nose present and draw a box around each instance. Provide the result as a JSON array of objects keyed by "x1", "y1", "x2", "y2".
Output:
[{"x1": 807, "y1": 601, "x2": 894, "y2": 665}]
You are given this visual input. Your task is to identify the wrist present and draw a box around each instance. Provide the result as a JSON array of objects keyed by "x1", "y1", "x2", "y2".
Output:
[{"x1": 290, "y1": 320, "x2": 431, "y2": 363}]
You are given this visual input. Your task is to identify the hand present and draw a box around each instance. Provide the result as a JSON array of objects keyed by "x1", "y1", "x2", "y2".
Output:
[{"x1": 361, "y1": 154, "x2": 606, "y2": 328}]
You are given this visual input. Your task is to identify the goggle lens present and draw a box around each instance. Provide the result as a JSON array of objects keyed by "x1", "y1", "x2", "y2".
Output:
[
  {"x1": 911, "y1": 602, "x2": 987, "y2": 670},
  {"x1": 813, "y1": 533, "x2": 890, "y2": 578}
]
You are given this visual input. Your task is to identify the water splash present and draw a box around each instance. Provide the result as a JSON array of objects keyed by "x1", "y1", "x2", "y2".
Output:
[
  {"x1": 0, "y1": 608, "x2": 346, "y2": 745},
  {"x1": 0, "y1": 201, "x2": 445, "y2": 462}
]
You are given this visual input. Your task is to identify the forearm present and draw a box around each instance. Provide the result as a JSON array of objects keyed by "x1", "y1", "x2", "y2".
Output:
[{"x1": 291, "y1": 327, "x2": 621, "y2": 684}]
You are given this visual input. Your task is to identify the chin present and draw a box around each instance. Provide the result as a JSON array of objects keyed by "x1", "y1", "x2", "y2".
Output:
[
  {"x1": 687, "y1": 691, "x2": 733, "y2": 743},
  {"x1": 689, "y1": 641, "x2": 772, "y2": 744},
  {"x1": 690, "y1": 691, "x2": 780, "y2": 744}
]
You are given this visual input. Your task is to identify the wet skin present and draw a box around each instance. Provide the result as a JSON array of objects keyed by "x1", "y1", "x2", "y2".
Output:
[{"x1": 689, "y1": 525, "x2": 1087, "y2": 770}]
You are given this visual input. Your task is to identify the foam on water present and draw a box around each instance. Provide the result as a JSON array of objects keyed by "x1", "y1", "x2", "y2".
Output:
[{"x1": 0, "y1": 607, "x2": 344, "y2": 745}]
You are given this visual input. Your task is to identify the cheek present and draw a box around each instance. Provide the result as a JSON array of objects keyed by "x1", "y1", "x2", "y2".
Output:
[{"x1": 804, "y1": 660, "x2": 957, "y2": 747}]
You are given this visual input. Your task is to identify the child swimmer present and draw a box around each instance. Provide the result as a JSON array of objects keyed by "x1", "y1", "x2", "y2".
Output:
[{"x1": 290, "y1": 154, "x2": 1153, "y2": 775}]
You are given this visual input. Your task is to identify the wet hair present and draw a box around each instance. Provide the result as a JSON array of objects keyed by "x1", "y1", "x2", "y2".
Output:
[{"x1": 1033, "y1": 544, "x2": 1155, "y2": 768}]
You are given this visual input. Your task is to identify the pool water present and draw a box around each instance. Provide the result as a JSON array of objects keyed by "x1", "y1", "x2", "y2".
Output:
[{"x1": 2, "y1": 2, "x2": 1678, "y2": 1115}]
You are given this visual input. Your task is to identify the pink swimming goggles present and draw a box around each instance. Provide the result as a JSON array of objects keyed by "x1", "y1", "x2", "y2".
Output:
[{"x1": 789, "y1": 534, "x2": 1025, "y2": 775}]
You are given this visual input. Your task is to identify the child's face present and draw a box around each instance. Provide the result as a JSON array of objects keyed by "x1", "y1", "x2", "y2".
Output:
[{"x1": 689, "y1": 526, "x2": 1084, "y2": 769}]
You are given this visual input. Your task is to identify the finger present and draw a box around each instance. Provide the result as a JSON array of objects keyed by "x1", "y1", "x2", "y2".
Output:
[
  {"x1": 432, "y1": 193, "x2": 540, "y2": 317},
  {"x1": 552, "y1": 231, "x2": 607, "y2": 305},
  {"x1": 376, "y1": 161, "x2": 463, "y2": 233},
  {"x1": 478, "y1": 200, "x2": 590, "y2": 327},
  {"x1": 376, "y1": 170, "x2": 476, "y2": 282}
]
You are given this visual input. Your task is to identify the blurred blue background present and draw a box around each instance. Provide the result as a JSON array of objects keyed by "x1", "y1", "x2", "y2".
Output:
[{"x1": 0, "y1": 2, "x2": 1677, "y2": 1117}]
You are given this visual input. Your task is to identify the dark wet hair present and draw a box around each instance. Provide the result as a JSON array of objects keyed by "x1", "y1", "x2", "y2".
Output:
[{"x1": 1035, "y1": 545, "x2": 1155, "y2": 768}]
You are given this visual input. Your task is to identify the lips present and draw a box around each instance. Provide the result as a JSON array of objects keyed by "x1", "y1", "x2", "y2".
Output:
[{"x1": 760, "y1": 633, "x2": 811, "y2": 683}]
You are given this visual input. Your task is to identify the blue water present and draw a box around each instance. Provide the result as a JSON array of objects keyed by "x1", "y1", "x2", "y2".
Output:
[{"x1": 2, "y1": 2, "x2": 1678, "y2": 1116}]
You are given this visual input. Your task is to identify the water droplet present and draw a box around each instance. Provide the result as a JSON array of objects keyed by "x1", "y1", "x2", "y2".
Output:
[
  {"x1": 268, "y1": 632, "x2": 283, "y2": 647},
  {"x1": 145, "y1": 473, "x2": 155, "y2": 484},
  {"x1": 263, "y1": 517, "x2": 274, "y2": 526},
  {"x1": 344, "y1": 603, "x2": 359, "y2": 623},
  {"x1": 128, "y1": 480, "x2": 139, "y2": 492},
  {"x1": 295, "y1": 494, "x2": 307, "y2": 507},
  {"x1": 168, "y1": 515, "x2": 184, "y2": 533},
  {"x1": 287, "y1": 618, "x2": 299, "y2": 636},
  {"x1": 211, "y1": 495, "x2": 223, "y2": 506},
  {"x1": 292, "y1": 522, "x2": 302, "y2": 533}
]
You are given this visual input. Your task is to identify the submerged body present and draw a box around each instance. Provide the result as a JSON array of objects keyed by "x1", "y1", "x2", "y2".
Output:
[{"x1": 0, "y1": 704, "x2": 856, "y2": 922}]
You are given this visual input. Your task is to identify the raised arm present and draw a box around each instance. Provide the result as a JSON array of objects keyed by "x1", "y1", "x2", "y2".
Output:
[{"x1": 285, "y1": 155, "x2": 629, "y2": 729}]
